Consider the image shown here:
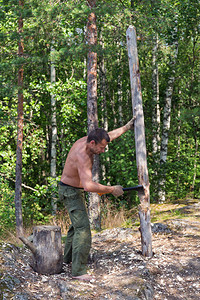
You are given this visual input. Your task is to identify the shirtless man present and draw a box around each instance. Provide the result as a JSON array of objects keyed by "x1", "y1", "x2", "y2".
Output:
[{"x1": 58, "y1": 117, "x2": 135, "y2": 281}]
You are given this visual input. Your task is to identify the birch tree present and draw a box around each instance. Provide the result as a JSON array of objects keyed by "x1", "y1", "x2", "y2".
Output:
[
  {"x1": 159, "y1": 35, "x2": 179, "y2": 202},
  {"x1": 50, "y1": 43, "x2": 57, "y2": 214},
  {"x1": 99, "y1": 31, "x2": 110, "y2": 183},
  {"x1": 151, "y1": 33, "x2": 161, "y2": 198},
  {"x1": 152, "y1": 34, "x2": 160, "y2": 160}
]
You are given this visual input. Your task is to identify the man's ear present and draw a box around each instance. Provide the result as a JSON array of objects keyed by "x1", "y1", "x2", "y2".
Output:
[{"x1": 90, "y1": 140, "x2": 96, "y2": 146}]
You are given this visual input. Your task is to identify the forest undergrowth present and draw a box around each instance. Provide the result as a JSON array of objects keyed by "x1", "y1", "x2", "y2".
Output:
[{"x1": 0, "y1": 194, "x2": 198, "y2": 244}]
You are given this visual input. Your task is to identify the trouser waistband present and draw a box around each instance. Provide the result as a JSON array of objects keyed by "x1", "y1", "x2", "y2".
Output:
[{"x1": 59, "y1": 181, "x2": 83, "y2": 189}]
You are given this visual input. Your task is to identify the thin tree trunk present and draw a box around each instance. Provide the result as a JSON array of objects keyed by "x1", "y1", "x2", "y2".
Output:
[
  {"x1": 117, "y1": 43, "x2": 123, "y2": 126},
  {"x1": 15, "y1": 0, "x2": 24, "y2": 237},
  {"x1": 176, "y1": 103, "x2": 181, "y2": 193},
  {"x1": 99, "y1": 31, "x2": 109, "y2": 183},
  {"x1": 188, "y1": 38, "x2": 198, "y2": 194},
  {"x1": 126, "y1": 26, "x2": 152, "y2": 257},
  {"x1": 152, "y1": 34, "x2": 160, "y2": 158},
  {"x1": 111, "y1": 90, "x2": 117, "y2": 127},
  {"x1": 192, "y1": 137, "x2": 198, "y2": 191},
  {"x1": 50, "y1": 43, "x2": 57, "y2": 214},
  {"x1": 87, "y1": 11, "x2": 98, "y2": 131},
  {"x1": 86, "y1": 2, "x2": 101, "y2": 230},
  {"x1": 83, "y1": 56, "x2": 87, "y2": 81},
  {"x1": 99, "y1": 31, "x2": 108, "y2": 130},
  {"x1": 151, "y1": 34, "x2": 161, "y2": 199},
  {"x1": 158, "y1": 39, "x2": 179, "y2": 203}
]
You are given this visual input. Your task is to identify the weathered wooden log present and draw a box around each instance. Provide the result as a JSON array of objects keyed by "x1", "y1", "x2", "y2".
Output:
[
  {"x1": 126, "y1": 25, "x2": 153, "y2": 257},
  {"x1": 138, "y1": 201, "x2": 152, "y2": 256},
  {"x1": 20, "y1": 225, "x2": 63, "y2": 274}
]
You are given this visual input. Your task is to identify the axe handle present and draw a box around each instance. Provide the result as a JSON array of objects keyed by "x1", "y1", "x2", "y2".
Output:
[
  {"x1": 123, "y1": 185, "x2": 143, "y2": 191},
  {"x1": 98, "y1": 185, "x2": 143, "y2": 196}
]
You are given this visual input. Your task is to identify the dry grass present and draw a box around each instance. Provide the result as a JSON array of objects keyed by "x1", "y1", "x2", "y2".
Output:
[
  {"x1": 101, "y1": 201, "x2": 133, "y2": 229},
  {"x1": 51, "y1": 210, "x2": 71, "y2": 235},
  {"x1": 50, "y1": 201, "x2": 135, "y2": 233},
  {"x1": 51, "y1": 203, "x2": 131, "y2": 233},
  {"x1": 0, "y1": 228, "x2": 20, "y2": 244},
  {"x1": 0, "y1": 205, "x2": 138, "y2": 243},
  {"x1": 2, "y1": 197, "x2": 199, "y2": 244},
  {"x1": 0, "y1": 211, "x2": 71, "y2": 244},
  {"x1": 101, "y1": 198, "x2": 200, "y2": 230}
]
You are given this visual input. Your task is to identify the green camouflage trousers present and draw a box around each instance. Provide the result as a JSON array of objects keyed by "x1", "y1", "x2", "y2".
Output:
[{"x1": 58, "y1": 183, "x2": 91, "y2": 276}]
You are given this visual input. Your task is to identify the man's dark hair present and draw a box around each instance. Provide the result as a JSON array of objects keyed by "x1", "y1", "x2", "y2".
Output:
[{"x1": 87, "y1": 128, "x2": 110, "y2": 144}]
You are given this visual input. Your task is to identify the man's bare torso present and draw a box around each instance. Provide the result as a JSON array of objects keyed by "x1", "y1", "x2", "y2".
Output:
[
  {"x1": 59, "y1": 122, "x2": 130, "y2": 194},
  {"x1": 60, "y1": 136, "x2": 93, "y2": 188}
]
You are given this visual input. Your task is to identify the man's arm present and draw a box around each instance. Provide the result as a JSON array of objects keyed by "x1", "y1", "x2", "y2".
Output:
[
  {"x1": 78, "y1": 160, "x2": 123, "y2": 197},
  {"x1": 108, "y1": 125, "x2": 128, "y2": 142},
  {"x1": 108, "y1": 117, "x2": 136, "y2": 142},
  {"x1": 78, "y1": 162, "x2": 114, "y2": 193}
]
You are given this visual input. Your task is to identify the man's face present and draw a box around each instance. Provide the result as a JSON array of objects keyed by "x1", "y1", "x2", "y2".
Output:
[{"x1": 90, "y1": 139, "x2": 108, "y2": 154}]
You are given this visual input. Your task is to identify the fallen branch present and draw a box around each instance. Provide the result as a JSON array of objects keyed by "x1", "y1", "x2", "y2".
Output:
[{"x1": 0, "y1": 172, "x2": 38, "y2": 192}]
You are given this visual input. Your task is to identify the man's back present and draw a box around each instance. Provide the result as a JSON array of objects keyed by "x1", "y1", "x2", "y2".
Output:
[{"x1": 60, "y1": 136, "x2": 92, "y2": 188}]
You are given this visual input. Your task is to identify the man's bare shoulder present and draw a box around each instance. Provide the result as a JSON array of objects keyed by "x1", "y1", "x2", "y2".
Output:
[
  {"x1": 71, "y1": 136, "x2": 87, "y2": 154},
  {"x1": 72, "y1": 136, "x2": 87, "y2": 147},
  {"x1": 68, "y1": 136, "x2": 89, "y2": 163}
]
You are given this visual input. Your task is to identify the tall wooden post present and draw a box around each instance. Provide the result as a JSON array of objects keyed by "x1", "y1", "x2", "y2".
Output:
[{"x1": 126, "y1": 26, "x2": 152, "y2": 257}]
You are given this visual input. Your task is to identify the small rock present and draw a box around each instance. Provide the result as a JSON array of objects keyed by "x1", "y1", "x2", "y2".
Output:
[
  {"x1": 151, "y1": 223, "x2": 171, "y2": 234},
  {"x1": 13, "y1": 293, "x2": 30, "y2": 300},
  {"x1": 58, "y1": 279, "x2": 69, "y2": 293}
]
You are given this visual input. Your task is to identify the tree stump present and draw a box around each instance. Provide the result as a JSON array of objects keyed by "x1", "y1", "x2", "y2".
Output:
[{"x1": 20, "y1": 225, "x2": 63, "y2": 275}]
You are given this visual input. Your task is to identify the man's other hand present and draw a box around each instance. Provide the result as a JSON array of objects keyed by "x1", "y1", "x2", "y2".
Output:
[
  {"x1": 112, "y1": 185, "x2": 124, "y2": 197},
  {"x1": 125, "y1": 116, "x2": 136, "y2": 130}
]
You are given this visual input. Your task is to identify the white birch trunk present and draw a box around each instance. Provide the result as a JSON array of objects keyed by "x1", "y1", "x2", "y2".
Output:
[
  {"x1": 118, "y1": 80, "x2": 123, "y2": 126},
  {"x1": 117, "y1": 43, "x2": 123, "y2": 126},
  {"x1": 176, "y1": 104, "x2": 181, "y2": 192},
  {"x1": 158, "y1": 39, "x2": 178, "y2": 202},
  {"x1": 152, "y1": 34, "x2": 160, "y2": 158},
  {"x1": 50, "y1": 44, "x2": 57, "y2": 214},
  {"x1": 111, "y1": 90, "x2": 117, "y2": 126},
  {"x1": 99, "y1": 32, "x2": 110, "y2": 183},
  {"x1": 192, "y1": 137, "x2": 198, "y2": 191}
]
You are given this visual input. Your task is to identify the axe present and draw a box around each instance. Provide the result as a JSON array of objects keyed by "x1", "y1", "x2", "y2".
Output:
[
  {"x1": 98, "y1": 185, "x2": 144, "y2": 196},
  {"x1": 123, "y1": 185, "x2": 144, "y2": 192}
]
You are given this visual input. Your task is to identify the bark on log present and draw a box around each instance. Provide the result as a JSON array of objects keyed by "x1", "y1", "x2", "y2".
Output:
[
  {"x1": 126, "y1": 25, "x2": 152, "y2": 257},
  {"x1": 20, "y1": 225, "x2": 63, "y2": 274}
]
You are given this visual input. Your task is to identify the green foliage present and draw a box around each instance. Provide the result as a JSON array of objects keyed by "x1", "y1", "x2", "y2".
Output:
[
  {"x1": 0, "y1": 178, "x2": 16, "y2": 235},
  {"x1": 0, "y1": 0, "x2": 199, "y2": 235}
]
